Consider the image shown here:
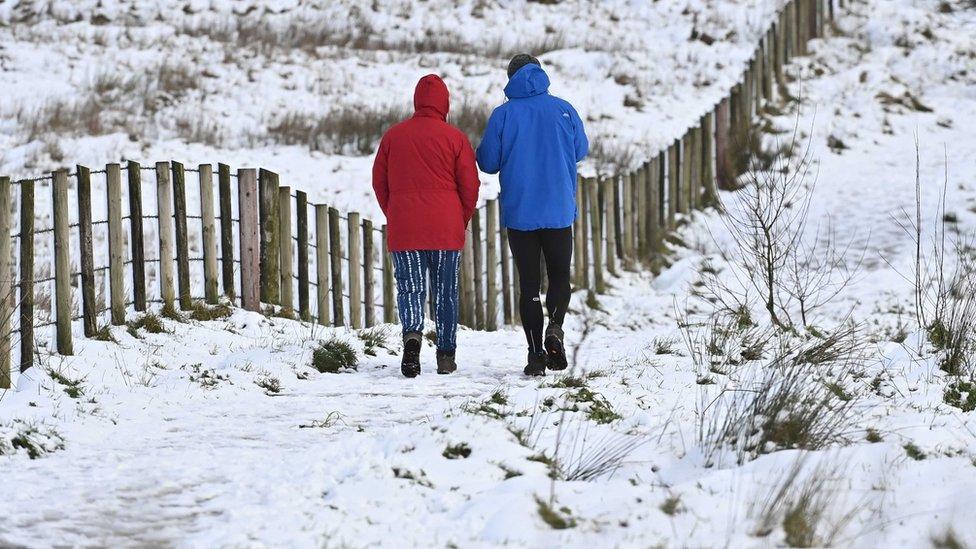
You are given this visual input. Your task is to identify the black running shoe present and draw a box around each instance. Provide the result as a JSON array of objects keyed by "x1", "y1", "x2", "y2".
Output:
[
  {"x1": 436, "y1": 350, "x2": 457, "y2": 374},
  {"x1": 523, "y1": 352, "x2": 547, "y2": 376},
  {"x1": 544, "y1": 323, "x2": 568, "y2": 371},
  {"x1": 401, "y1": 333, "x2": 422, "y2": 378}
]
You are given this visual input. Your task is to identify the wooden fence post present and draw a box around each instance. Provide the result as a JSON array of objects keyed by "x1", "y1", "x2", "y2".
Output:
[
  {"x1": 155, "y1": 162, "x2": 177, "y2": 311},
  {"x1": 381, "y1": 224, "x2": 395, "y2": 324},
  {"x1": 581, "y1": 177, "x2": 591, "y2": 289},
  {"x1": 237, "y1": 168, "x2": 260, "y2": 312},
  {"x1": 76, "y1": 165, "x2": 97, "y2": 337},
  {"x1": 52, "y1": 169, "x2": 73, "y2": 355},
  {"x1": 635, "y1": 167, "x2": 648, "y2": 261},
  {"x1": 198, "y1": 164, "x2": 219, "y2": 304},
  {"x1": 668, "y1": 141, "x2": 679, "y2": 225},
  {"x1": 486, "y1": 200, "x2": 499, "y2": 331},
  {"x1": 603, "y1": 178, "x2": 617, "y2": 277},
  {"x1": 573, "y1": 175, "x2": 586, "y2": 287},
  {"x1": 715, "y1": 98, "x2": 733, "y2": 190},
  {"x1": 107, "y1": 164, "x2": 126, "y2": 325},
  {"x1": 363, "y1": 219, "x2": 375, "y2": 328},
  {"x1": 127, "y1": 162, "x2": 147, "y2": 311},
  {"x1": 218, "y1": 163, "x2": 235, "y2": 299},
  {"x1": 588, "y1": 179, "x2": 604, "y2": 294},
  {"x1": 460, "y1": 224, "x2": 476, "y2": 328},
  {"x1": 648, "y1": 155, "x2": 662, "y2": 254},
  {"x1": 328, "y1": 207, "x2": 345, "y2": 326},
  {"x1": 619, "y1": 173, "x2": 633, "y2": 266},
  {"x1": 702, "y1": 113, "x2": 717, "y2": 207},
  {"x1": 472, "y1": 209, "x2": 485, "y2": 330},
  {"x1": 315, "y1": 205, "x2": 331, "y2": 326},
  {"x1": 259, "y1": 169, "x2": 280, "y2": 305},
  {"x1": 296, "y1": 191, "x2": 311, "y2": 321},
  {"x1": 18, "y1": 179, "x2": 34, "y2": 373},
  {"x1": 278, "y1": 186, "x2": 294, "y2": 316},
  {"x1": 171, "y1": 161, "x2": 192, "y2": 310},
  {"x1": 348, "y1": 212, "x2": 362, "y2": 329},
  {"x1": 0, "y1": 177, "x2": 10, "y2": 388},
  {"x1": 499, "y1": 222, "x2": 512, "y2": 325}
]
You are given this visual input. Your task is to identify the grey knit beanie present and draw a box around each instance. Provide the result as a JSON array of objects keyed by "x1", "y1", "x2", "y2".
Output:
[{"x1": 507, "y1": 53, "x2": 541, "y2": 79}]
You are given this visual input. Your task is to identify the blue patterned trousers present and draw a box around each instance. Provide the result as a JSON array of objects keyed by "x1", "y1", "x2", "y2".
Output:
[{"x1": 391, "y1": 250, "x2": 461, "y2": 352}]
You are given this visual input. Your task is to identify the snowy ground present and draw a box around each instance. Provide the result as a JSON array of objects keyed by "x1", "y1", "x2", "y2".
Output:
[{"x1": 3, "y1": 0, "x2": 976, "y2": 547}]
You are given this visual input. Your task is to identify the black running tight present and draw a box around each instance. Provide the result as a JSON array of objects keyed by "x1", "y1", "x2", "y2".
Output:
[{"x1": 507, "y1": 227, "x2": 573, "y2": 354}]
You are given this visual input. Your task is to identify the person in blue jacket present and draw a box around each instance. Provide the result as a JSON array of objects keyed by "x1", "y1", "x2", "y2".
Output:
[{"x1": 477, "y1": 54, "x2": 588, "y2": 376}]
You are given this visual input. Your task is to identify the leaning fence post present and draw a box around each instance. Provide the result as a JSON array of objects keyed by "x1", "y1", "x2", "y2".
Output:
[
  {"x1": 0, "y1": 177, "x2": 10, "y2": 388},
  {"x1": 237, "y1": 168, "x2": 260, "y2": 312},
  {"x1": 472, "y1": 209, "x2": 485, "y2": 330},
  {"x1": 259, "y1": 169, "x2": 280, "y2": 305},
  {"x1": 107, "y1": 164, "x2": 126, "y2": 325},
  {"x1": 76, "y1": 165, "x2": 97, "y2": 337},
  {"x1": 328, "y1": 207, "x2": 345, "y2": 326},
  {"x1": 218, "y1": 163, "x2": 235, "y2": 299},
  {"x1": 381, "y1": 224, "x2": 395, "y2": 324},
  {"x1": 315, "y1": 205, "x2": 330, "y2": 326},
  {"x1": 199, "y1": 164, "x2": 219, "y2": 304},
  {"x1": 715, "y1": 98, "x2": 733, "y2": 190},
  {"x1": 363, "y1": 218, "x2": 375, "y2": 328},
  {"x1": 127, "y1": 162, "x2": 147, "y2": 311},
  {"x1": 296, "y1": 191, "x2": 311, "y2": 321},
  {"x1": 348, "y1": 211, "x2": 362, "y2": 329},
  {"x1": 702, "y1": 112, "x2": 719, "y2": 207},
  {"x1": 52, "y1": 169, "x2": 73, "y2": 355},
  {"x1": 18, "y1": 179, "x2": 34, "y2": 373},
  {"x1": 587, "y1": 179, "x2": 604, "y2": 293},
  {"x1": 171, "y1": 161, "x2": 192, "y2": 310},
  {"x1": 485, "y1": 200, "x2": 499, "y2": 331}
]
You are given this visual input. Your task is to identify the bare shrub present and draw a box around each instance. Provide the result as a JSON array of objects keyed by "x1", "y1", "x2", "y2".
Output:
[
  {"x1": 895, "y1": 142, "x2": 976, "y2": 378},
  {"x1": 718, "y1": 124, "x2": 861, "y2": 330}
]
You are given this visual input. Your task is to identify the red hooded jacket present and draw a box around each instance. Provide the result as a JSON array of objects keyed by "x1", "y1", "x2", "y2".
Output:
[{"x1": 372, "y1": 74, "x2": 480, "y2": 252}]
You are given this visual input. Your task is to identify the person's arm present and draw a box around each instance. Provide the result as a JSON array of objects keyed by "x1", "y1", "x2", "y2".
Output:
[
  {"x1": 456, "y1": 136, "x2": 480, "y2": 224},
  {"x1": 371, "y1": 135, "x2": 391, "y2": 217},
  {"x1": 476, "y1": 107, "x2": 504, "y2": 174},
  {"x1": 571, "y1": 106, "x2": 589, "y2": 162}
]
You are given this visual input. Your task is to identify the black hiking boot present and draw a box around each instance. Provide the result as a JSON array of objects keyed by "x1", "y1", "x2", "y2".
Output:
[
  {"x1": 544, "y1": 323, "x2": 568, "y2": 371},
  {"x1": 523, "y1": 352, "x2": 547, "y2": 376},
  {"x1": 436, "y1": 350, "x2": 457, "y2": 374},
  {"x1": 401, "y1": 332, "x2": 422, "y2": 378}
]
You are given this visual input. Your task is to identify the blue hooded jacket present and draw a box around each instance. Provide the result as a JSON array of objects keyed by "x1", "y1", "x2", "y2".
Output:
[{"x1": 476, "y1": 64, "x2": 588, "y2": 230}]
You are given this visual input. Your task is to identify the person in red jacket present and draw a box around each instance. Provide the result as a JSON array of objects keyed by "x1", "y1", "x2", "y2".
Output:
[{"x1": 372, "y1": 74, "x2": 480, "y2": 378}]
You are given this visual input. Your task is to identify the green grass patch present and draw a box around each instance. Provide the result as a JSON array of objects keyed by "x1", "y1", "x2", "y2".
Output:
[
  {"x1": 91, "y1": 324, "x2": 117, "y2": 342},
  {"x1": 535, "y1": 496, "x2": 576, "y2": 529},
  {"x1": 190, "y1": 301, "x2": 234, "y2": 321},
  {"x1": 659, "y1": 495, "x2": 682, "y2": 516},
  {"x1": 126, "y1": 312, "x2": 169, "y2": 335},
  {"x1": 256, "y1": 376, "x2": 281, "y2": 394},
  {"x1": 358, "y1": 326, "x2": 390, "y2": 357},
  {"x1": 904, "y1": 442, "x2": 926, "y2": 461},
  {"x1": 46, "y1": 369, "x2": 84, "y2": 399},
  {"x1": 944, "y1": 379, "x2": 976, "y2": 412},
  {"x1": 311, "y1": 338, "x2": 358, "y2": 373},
  {"x1": 442, "y1": 442, "x2": 472, "y2": 460}
]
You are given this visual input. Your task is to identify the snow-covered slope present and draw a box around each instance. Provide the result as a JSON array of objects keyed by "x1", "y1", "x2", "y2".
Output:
[{"x1": 0, "y1": 0, "x2": 778, "y2": 217}]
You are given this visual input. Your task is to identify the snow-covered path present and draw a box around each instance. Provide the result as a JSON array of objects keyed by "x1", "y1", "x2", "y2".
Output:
[{"x1": 0, "y1": 272, "x2": 689, "y2": 547}]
